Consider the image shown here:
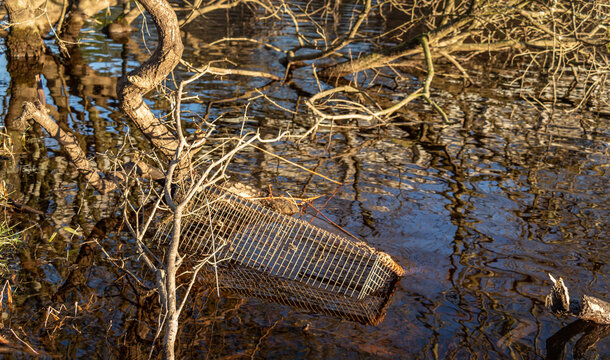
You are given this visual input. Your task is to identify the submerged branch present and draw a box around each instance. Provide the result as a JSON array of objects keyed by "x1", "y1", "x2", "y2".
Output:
[
  {"x1": 18, "y1": 101, "x2": 117, "y2": 194},
  {"x1": 181, "y1": 60, "x2": 281, "y2": 81},
  {"x1": 17, "y1": 96, "x2": 165, "y2": 195},
  {"x1": 305, "y1": 35, "x2": 456, "y2": 127},
  {"x1": 419, "y1": 35, "x2": 452, "y2": 124}
]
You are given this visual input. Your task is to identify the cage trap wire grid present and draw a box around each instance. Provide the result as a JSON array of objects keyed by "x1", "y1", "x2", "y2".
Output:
[{"x1": 151, "y1": 185, "x2": 405, "y2": 325}]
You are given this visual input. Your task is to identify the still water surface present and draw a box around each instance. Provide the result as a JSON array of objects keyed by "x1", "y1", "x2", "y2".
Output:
[{"x1": 0, "y1": 3, "x2": 608, "y2": 359}]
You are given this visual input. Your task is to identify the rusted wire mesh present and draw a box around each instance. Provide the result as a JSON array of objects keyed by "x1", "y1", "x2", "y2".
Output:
[{"x1": 151, "y1": 184, "x2": 404, "y2": 325}]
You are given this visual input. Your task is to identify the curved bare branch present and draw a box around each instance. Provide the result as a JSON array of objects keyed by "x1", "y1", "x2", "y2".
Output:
[{"x1": 117, "y1": 0, "x2": 184, "y2": 159}]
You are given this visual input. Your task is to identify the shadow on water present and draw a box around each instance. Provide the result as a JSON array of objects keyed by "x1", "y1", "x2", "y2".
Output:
[{"x1": 0, "y1": 2, "x2": 608, "y2": 359}]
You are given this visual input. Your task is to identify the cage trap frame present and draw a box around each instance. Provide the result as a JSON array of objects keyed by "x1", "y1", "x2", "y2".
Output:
[{"x1": 151, "y1": 184, "x2": 404, "y2": 325}]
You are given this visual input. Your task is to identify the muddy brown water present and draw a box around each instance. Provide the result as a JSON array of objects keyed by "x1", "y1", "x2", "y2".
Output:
[{"x1": 0, "y1": 3, "x2": 608, "y2": 359}]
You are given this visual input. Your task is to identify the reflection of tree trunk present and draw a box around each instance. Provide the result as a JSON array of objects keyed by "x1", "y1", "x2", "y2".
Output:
[
  {"x1": 60, "y1": 0, "x2": 120, "y2": 42},
  {"x1": 104, "y1": 0, "x2": 140, "y2": 38},
  {"x1": 546, "y1": 319, "x2": 610, "y2": 360},
  {"x1": 55, "y1": 217, "x2": 119, "y2": 301},
  {"x1": 60, "y1": 7, "x2": 87, "y2": 43},
  {"x1": 6, "y1": 60, "x2": 41, "y2": 131},
  {"x1": 3, "y1": 57, "x2": 42, "y2": 205},
  {"x1": 342, "y1": 131, "x2": 375, "y2": 233},
  {"x1": 4, "y1": 0, "x2": 44, "y2": 59},
  {"x1": 27, "y1": 139, "x2": 50, "y2": 204}
]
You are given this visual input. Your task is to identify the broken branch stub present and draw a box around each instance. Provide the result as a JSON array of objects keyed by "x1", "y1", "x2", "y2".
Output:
[
  {"x1": 580, "y1": 295, "x2": 610, "y2": 325},
  {"x1": 546, "y1": 274, "x2": 610, "y2": 325}
]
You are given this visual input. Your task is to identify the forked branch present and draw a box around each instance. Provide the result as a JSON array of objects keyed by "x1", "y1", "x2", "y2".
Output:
[{"x1": 304, "y1": 35, "x2": 455, "y2": 132}]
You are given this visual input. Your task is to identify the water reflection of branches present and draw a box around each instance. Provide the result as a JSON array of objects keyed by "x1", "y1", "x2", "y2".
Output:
[{"x1": 546, "y1": 320, "x2": 610, "y2": 360}]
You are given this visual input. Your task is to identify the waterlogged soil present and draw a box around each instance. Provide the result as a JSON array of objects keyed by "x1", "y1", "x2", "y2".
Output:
[{"x1": 0, "y1": 4, "x2": 609, "y2": 359}]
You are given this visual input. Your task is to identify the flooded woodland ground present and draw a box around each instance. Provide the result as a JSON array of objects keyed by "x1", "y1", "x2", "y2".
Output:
[{"x1": 0, "y1": 1, "x2": 609, "y2": 359}]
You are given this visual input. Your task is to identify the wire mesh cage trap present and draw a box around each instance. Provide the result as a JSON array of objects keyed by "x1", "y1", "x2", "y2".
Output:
[{"x1": 151, "y1": 184, "x2": 405, "y2": 325}]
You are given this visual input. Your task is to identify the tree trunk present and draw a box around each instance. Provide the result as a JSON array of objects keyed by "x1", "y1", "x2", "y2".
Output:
[
  {"x1": 116, "y1": 0, "x2": 183, "y2": 160},
  {"x1": 4, "y1": 0, "x2": 44, "y2": 59}
]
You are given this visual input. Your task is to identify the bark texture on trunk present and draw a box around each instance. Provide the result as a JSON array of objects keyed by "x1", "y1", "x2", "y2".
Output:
[
  {"x1": 4, "y1": 0, "x2": 44, "y2": 59},
  {"x1": 117, "y1": 0, "x2": 183, "y2": 159}
]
